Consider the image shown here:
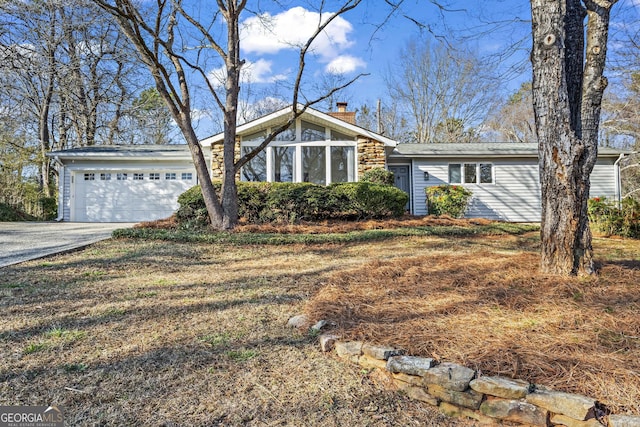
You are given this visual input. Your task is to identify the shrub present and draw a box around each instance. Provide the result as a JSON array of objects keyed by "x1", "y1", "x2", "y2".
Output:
[
  {"x1": 176, "y1": 181, "x2": 407, "y2": 226},
  {"x1": 425, "y1": 185, "x2": 472, "y2": 218},
  {"x1": 588, "y1": 196, "x2": 640, "y2": 238},
  {"x1": 330, "y1": 182, "x2": 408, "y2": 219},
  {"x1": 361, "y1": 168, "x2": 395, "y2": 186}
]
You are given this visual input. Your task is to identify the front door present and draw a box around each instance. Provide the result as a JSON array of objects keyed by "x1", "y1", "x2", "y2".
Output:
[{"x1": 388, "y1": 165, "x2": 411, "y2": 212}]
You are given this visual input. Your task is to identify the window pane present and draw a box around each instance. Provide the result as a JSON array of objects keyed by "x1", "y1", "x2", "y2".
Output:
[
  {"x1": 241, "y1": 146, "x2": 267, "y2": 181},
  {"x1": 273, "y1": 147, "x2": 295, "y2": 182},
  {"x1": 274, "y1": 125, "x2": 295, "y2": 141},
  {"x1": 331, "y1": 130, "x2": 353, "y2": 141},
  {"x1": 480, "y1": 164, "x2": 493, "y2": 183},
  {"x1": 448, "y1": 164, "x2": 461, "y2": 183},
  {"x1": 301, "y1": 120, "x2": 325, "y2": 141},
  {"x1": 303, "y1": 146, "x2": 326, "y2": 184},
  {"x1": 330, "y1": 146, "x2": 355, "y2": 183},
  {"x1": 464, "y1": 163, "x2": 477, "y2": 183},
  {"x1": 243, "y1": 131, "x2": 266, "y2": 143}
]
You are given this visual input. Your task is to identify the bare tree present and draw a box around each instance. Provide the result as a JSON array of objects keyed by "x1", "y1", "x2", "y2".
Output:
[
  {"x1": 385, "y1": 36, "x2": 500, "y2": 143},
  {"x1": 485, "y1": 82, "x2": 536, "y2": 143},
  {"x1": 1, "y1": 0, "x2": 145, "y2": 197},
  {"x1": 530, "y1": 0, "x2": 617, "y2": 275},
  {"x1": 92, "y1": 0, "x2": 366, "y2": 230}
]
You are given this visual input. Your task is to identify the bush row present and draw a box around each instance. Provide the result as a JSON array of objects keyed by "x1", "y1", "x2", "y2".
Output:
[
  {"x1": 588, "y1": 196, "x2": 640, "y2": 238},
  {"x1": 176, "y1": 181, "x2": 409, "y2": 226}
]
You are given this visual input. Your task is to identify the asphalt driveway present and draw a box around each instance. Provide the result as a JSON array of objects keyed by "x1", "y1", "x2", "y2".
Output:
[{"x1": 0, "y1": 222, "x2": 135, "y2": 268}]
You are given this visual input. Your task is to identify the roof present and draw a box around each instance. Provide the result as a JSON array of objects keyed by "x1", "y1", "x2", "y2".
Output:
[
  {"x1": 390, "y1": 142, "x2": 626, "y2": 158},
  {"x1": 48, "y1": 145, "x2": 193, "y2": 161},
  {"x1": 200, "y1": 105, "x2": 396, "y2": 147}
]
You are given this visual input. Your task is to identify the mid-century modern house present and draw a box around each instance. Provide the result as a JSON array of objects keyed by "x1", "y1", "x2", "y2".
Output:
[{"x1": 48, "y1": 104, "x2": 626, "y2": 223}]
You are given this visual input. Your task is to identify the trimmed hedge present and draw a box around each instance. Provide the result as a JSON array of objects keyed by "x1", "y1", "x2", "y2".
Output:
[{"x1": 176, "y1": 181, "x2": 409, "y2": 226}]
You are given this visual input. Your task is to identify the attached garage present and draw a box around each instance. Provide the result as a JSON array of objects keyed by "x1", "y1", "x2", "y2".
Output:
[{"x1": 49, "y1": 145, "x2": 198, "y2": 223}]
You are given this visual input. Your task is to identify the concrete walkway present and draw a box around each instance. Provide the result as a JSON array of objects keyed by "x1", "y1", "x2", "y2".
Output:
[{"x1": 0, "y1": 222, "x2": 135, "y2": 268}]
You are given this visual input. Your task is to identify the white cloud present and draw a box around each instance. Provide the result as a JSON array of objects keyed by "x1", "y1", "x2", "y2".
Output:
[
  {"x1": 325, "y1": 55, "x2": 366, "y2": 74},
  {"x1": 208, "y1": 59, "x2": 288, "y2": 88},
  {"x1": 240, "y1": 6, "x2": 354, "y2": 60}
]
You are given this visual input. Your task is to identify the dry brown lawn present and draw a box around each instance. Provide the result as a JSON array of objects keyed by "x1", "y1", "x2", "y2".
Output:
[
  {"x1": 0, "y1": 231, "x2": 471, "y2": 426},
  {"x1": 1, "y1": 219, "x2": 638, "y2": 426}
]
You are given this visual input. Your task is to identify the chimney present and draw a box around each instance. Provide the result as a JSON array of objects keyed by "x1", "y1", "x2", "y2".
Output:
[{"x1": 328, "y1": 102, "x2": 356, "y2": 125}]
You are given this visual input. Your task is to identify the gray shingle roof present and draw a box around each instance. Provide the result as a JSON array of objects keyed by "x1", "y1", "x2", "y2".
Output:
[{"x1": 390, "y1": 142, "x2": 625, "y2": 158}]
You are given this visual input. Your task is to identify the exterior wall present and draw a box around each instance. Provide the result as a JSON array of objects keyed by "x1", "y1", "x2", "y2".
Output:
[
  {"x1": 357, "y1": 137, "x2": 386, "y2": 177},
  {"x1": 590, "y1": 158, "x2": 618, "y2": 199},
  {"x1": 210, "y1": 139, "x2": 241, "y2": 181},
  {"x1": 409, "y1": 157, "x2": 620, "y2": 222}
]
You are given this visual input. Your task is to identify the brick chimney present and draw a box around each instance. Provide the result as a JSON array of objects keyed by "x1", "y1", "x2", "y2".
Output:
[{"x1": 328, "y1": 102, "x2": 356, "y2": 125}]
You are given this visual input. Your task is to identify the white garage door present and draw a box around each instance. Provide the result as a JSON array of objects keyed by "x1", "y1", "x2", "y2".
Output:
[{"x1": 72, "y1": 170, "x2": 196, "y2": 222}]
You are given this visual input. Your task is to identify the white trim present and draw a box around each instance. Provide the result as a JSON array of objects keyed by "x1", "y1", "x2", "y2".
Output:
[{"x1": 201, "y1": 105, "x2": 396, "y2": 148}]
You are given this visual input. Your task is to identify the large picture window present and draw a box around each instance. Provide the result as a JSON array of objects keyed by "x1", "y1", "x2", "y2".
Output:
[
  {"x1": 240, "y1": 119, "x2": 357, "y2": 185},
  {"x1": 449, "y1": 163, "x2": 493, "y2": 184}
]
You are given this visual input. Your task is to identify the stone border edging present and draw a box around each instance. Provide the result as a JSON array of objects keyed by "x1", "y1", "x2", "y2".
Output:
[{"x1": 318, "y1": 334, "x2": 640, "y2": 427}]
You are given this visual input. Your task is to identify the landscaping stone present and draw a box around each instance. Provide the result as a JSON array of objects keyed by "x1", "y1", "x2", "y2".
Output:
[
  {"x1": 310, "y1": 319, "x2": 328, "y2": 331},
  {"x1": 470, "y1": 376, "x2": 530, "y2": 399},
  {"x1": 526, "y1": 389, "x2": 596, "y2": 421},
  {"x1": 391, "y1": 372, "x2": 424, "y2": 386},
  {"x1": 426, "y1": 384, "x2": 483, "y2": 410},
  {"x1": 362, "y1": 343, "x2": 405, "y2": 360},
  {"x1": 480, "y1": 397, "x2": 548, "y2": 426},
  {"x1": 286, "y1": 314, "x2": 308, "y2": 328},
  {"x1": 404, "y1": 385, "x2": 439, "y2": 406},
  {"x1": 609, "y1": 415, "x2": 640, "y2": 427},
  {"x1": 439, "y1": 402, "x2": 497, "y2": 425},
  {"x1": 421, "y1": 362, "x2": 476, "y2": 392},
  {"x1": 358, "y1": 355, "x2": 388, "y2": 370},
  {"x1": 319, "y1": 334, "x2": 340, "y2": 352},
  {"x1": 386, "y1": 355, "x2": 435, "y2": 376},
  {"x1": 550, "y1": 413, "x2": 603, "y2": 427},
  {"x1": 335, "y1": 341, "x2": 363, "y2": 363}
]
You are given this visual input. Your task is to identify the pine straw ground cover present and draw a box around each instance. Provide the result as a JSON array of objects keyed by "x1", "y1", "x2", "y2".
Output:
[{"x1": 304, "y1": 228, "x2": 640, "y2": 416}]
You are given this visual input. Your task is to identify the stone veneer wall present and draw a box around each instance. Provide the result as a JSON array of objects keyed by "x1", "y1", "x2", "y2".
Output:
[
  {"x1": 319, "y1": 335, "x2": 640, "y2": 427},
  {"x1": 357, "y1": 136, "x2": 386, "y2": 178},
  {"x1": 210, "y1": 140, "x2": 241, "y2": 181}
]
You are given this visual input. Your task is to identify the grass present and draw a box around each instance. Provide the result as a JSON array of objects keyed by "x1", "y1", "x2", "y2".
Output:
[{"x1": 1, "y1": 217, "x2": 638, "y2": 425}]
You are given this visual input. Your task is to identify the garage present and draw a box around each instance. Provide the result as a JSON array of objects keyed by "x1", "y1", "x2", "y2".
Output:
[{"x1": 49, "y1": 145, "x2": 199, "y2": 223}]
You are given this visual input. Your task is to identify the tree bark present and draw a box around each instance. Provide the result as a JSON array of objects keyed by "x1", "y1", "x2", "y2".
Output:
[{"x1": 530, "y1": 0, "x2": 615, "y2": 275}]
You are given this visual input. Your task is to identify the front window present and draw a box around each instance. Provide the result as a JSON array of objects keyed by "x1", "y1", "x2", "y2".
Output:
[
  {"x1": 239, "y1": 119, "x2": 357, "y2": 185},
  {"x1": 449, "y1": 163, "x2": 493, "y2": 184},
  {"x1": 303, "y1": 146, "x2": 326, "y2": 185},
  {"x1": 301, "y1": 120, "x2": 326, "y2": 141},
  {"x1": 273, "y1": 147, "x2": 295, "y2": 182},
  {"x1": 330, "y1": 146, "x2": 355, "y2": 183},
  {"x1": 241, "y1": 146, "x2": 267, "y2": 182}
]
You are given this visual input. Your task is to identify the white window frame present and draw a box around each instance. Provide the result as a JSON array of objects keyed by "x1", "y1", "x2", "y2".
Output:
[
  {"x1": 240, "y1": 119, "x2": 357, "y2": 185},
  {"x1": 448, "y1": 163, "x2": 494, "y2": 185}
]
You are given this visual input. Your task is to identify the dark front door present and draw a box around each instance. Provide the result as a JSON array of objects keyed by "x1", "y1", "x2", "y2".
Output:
[{"x1": 388, "y1": 165, "x2": 411, "y2": 212}]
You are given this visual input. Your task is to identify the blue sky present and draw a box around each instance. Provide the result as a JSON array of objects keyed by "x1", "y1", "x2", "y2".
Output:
[{"x1": 189, "y1": 0, "x2": 639, "y2": 134}]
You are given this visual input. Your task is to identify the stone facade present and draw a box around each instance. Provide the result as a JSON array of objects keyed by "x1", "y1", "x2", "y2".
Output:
[
  {"x1": 323, "y1": 336, "x2": 640, "y2": 427},
  {"x1": 357, "y1": 137, "x2": 386, "y2": 177},
  {"x1": 210, "y1": 139, "x2": 240, "y2": 181}
]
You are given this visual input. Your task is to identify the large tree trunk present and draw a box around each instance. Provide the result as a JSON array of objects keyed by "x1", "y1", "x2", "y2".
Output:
[{"x1": 530, "y1": 0, "x2": 614, "y2": 275}]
